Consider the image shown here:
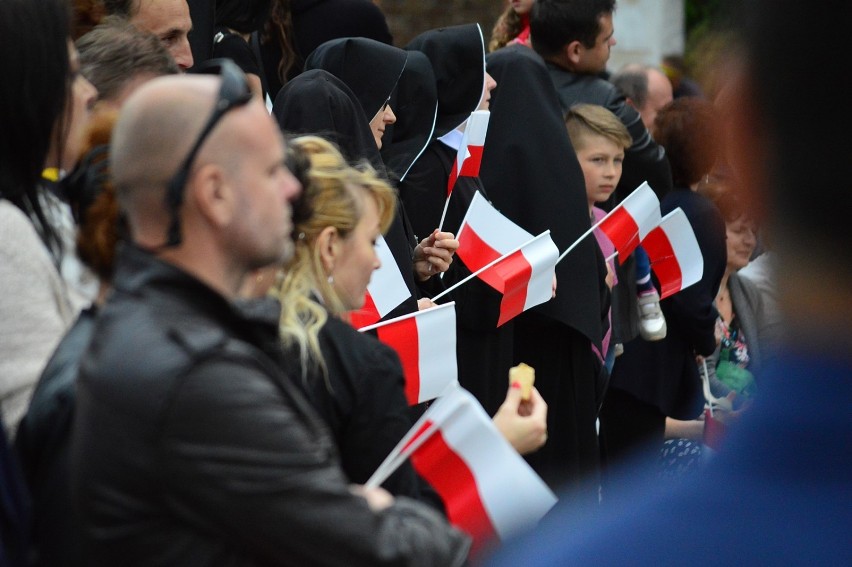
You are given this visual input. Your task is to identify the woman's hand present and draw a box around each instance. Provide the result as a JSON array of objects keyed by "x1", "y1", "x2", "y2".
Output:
[
  {"x1": 414, "y1": 230, "x2": 459, "y2": 281},
  {"x1": 492, "y1": 383, "x2": 548, "y2": 455}
]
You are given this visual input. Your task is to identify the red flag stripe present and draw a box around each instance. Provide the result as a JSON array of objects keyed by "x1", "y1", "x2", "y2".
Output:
[
  {"x1": 459, "y1": 145, "x2": 484, "y2": 177},
  {"x1": 446, "y1": 157, "x2": 460, "y2": 197},
  {"x1": 494, "y1": 250, "x2": 532, "y2": 326},
  {"x1": 410, "y1": 427, "x2": 498, "y2": 557},
  {"x1": 597, "y1": 207, "x2": 641, "y2": 261},
  {"x1": 348, "y1": 292, "x2": 380, "y2": 329},
  {"x1": 456, "y1": 225, "x2": 504, "y2": 292},
  {"x1": 642, "y1": 226, "x2": 683, "y2": 299},
  {"x1": 376, "y1": 316, "x2": 421, "y2": 404}
]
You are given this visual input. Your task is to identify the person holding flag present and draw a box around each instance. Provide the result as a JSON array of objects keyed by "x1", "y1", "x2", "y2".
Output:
[
  {"x1": 300, "y1": 37, "x2": 460, "y2": 321},
  {"x1": 482, "y1": 44, "x2": 606, "y2": 500},
  {"x1": 564, "y1": 103, "x2": 632, "y2": 378},
  {"x1": 274, "y1": 136, "x2": 548, "y2": 503},
  {"x1": 399, "y1": 23, "x2": 512, "y2": 416},
  {"x1": 600, "y1": 96, "x2": 727, "y2": 474}
]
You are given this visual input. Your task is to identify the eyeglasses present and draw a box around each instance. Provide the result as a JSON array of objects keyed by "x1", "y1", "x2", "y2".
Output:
[{"x1": 163, "y1": 58, "x2": 253, "y2": 247}]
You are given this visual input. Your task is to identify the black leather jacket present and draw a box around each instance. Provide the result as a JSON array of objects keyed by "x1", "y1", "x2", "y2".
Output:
[{"x1": 71, "y1": 245, "x2": 470, "y2": 566}]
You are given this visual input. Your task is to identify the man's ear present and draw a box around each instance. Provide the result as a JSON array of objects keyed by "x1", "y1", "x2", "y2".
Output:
[
  {"x1": 190, "y1": 163, "x2": 235, "y2": 229},
  {"x1": 565, "y1": 40, "x2": 584, "y2": 67},
  {"x1": 316, "y1": 225, "x2": 340, "y2": 274}
]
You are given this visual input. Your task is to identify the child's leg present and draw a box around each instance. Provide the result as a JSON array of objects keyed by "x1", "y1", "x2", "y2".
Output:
[
  {"x1": 634, "y1": 245, "x2": 653, "y2": 293},
  {"x1": 634, "y1": 245, "x2": 667, "y2": 341}
]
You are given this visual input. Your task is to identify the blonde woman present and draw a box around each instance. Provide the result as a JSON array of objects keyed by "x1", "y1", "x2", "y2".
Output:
[{"x1": 276, "y1": 136, "x2": 548, "y2": 500}]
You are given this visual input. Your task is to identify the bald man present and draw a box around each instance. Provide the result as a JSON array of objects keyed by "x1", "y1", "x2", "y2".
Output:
[
  {"x1": 104, "y1": 0, "x2": 194, "y2": 70},
  {"x1": 71, "y1": 72, "x2": 469, "y2": 566},
  {"x1": 611, "y1": 63, "x2": 674, "y2": 131}
]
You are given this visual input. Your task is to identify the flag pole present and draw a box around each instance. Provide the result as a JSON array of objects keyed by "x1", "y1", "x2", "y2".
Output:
[
  {"x1": 556, "y1": 201, "x2": 627, "y2": 264},
  {"x1": 365, "y1": 420, "x2": 441, "y2": 489},
  {"x1": 437, "y1": 192, "x2": 451, "y2": 233},
  {"x1": 606, "y1": 251, "x2": 618, "y2": 263},
  {"x1": 356, "y1": 301, "x2": 455, "y2": 333},
  {"x1": 431, "y1": 231, "x2": 551, "y2": 303}
]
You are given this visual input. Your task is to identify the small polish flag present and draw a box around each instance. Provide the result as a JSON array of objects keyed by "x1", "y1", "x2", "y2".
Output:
[
  {"x1": 358, "y1": 302, "x2": 458, "y2": 405},
  {"x1": 597, "y1": 181, "x2": 661, "y2": 262},
  {"x1": 454, "y1": 191, "x2": 558, "y2": 326},
  {"x1": 348, "y1": 235, "x2": 411, "y2": 328},
  {"x1": 642, "y1": 207, "x2": 704, "y2": 299},
  {"x1": 446, "y1": 110, "x2": 490, "y2": 196},
  {"x1": 368, "y1": 385, "x2": 557, "y2": 557}
]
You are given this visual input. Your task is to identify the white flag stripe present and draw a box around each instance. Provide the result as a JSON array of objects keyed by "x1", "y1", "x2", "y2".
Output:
[
  {"x1": 416, "y1": 304, "x2": 459, "y2": 402},
  {"x1": 368, "y1": 235, "x2": 411, "y2": 317},
  {"x1": 520, "y1": 234, "x2": 559, "y2": 312},
  {"x1": 660, "y1": 208, "x2": 704, "y2": 288},
  {"x1": 465, "y1": 110, "x2": 490, "y2": 146},
  {"x1": 430, "y1": 387, "x2": 557, "y2": 539},
  {"x1": 620, "y1": 181, "x2": 662, "y2": 240},
  {"x1": 356, "y1": 301, "x2": 455, "y2": 333},
  {"x1": 457, "y1": 191, "x2": 534, "y2": 254}
]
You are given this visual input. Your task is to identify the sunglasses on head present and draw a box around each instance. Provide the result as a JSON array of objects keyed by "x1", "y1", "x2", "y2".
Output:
[{"x1": 163, "y1": 58, "x2": 253, "y2": 247}]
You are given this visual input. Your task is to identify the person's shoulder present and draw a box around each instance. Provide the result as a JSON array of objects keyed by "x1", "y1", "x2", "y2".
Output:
[{"x1": 0, "y1": 200, "x2": 46, "y2": 253}]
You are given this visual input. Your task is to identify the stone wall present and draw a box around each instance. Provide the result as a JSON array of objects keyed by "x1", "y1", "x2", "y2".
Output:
[{"x1": 377, "y1": 0, "x2": 505, "y2": 47}]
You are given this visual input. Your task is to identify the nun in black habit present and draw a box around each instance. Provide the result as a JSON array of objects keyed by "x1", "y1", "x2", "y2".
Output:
[
  {"x1": 305, "y1": 37, "x2": 458, "y2": 319},
  {"x1": 273, "y1": 68, "x2": 421, "y2": 320},
  {"x1": 399, "y1": 23, "x2": 512, "y2": 418},
  {"x1": 304, "y1": 37, "x2": 459, "y2": 318},
  {"x1": 482, "y1": 44, "x2": 609, "y2": 499}
]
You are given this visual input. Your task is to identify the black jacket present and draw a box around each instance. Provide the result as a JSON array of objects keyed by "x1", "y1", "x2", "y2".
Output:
[
  {"x1": 15, "y1": 308, "x2": 97, "y2": 567},
  {"x1": 71, "y1": 245, "x2": 469, "y2": 566}
]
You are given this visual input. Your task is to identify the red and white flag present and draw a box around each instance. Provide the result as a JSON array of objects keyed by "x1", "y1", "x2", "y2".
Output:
[
  {"x1": 348, "y1": 235, "x2": 411, "y2": 328},
  {"x1": 452, "y1": 191, "x2": 558, "y2": 326},
  {"x1": 641, "y1": 207, "x2": 704, "y2": 299},
  {"x1": 597, "y1": 181, "x2": 661, "y2": 262},
  {"x1": 446, "y1": 110, "x2": 490, "y2": 196},
  {"x1": 368, "y1": 385, "x2": 557, "y2": 556},
  {"x1": 358, "y1": 302, "x2": 457, "y2": 405}
]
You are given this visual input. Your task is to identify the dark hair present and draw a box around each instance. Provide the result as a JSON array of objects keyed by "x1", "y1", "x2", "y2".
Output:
[
  {"x1": 652, "y1": 97, "x2": 721, "y2": 187},
  {"x1": 262, "y1": 0, "x2": 297, "y2": 85},
  {"x1": 72, "y1": 0, "x2": 106, "y2": 39},
  {"x1": 215, "y1": 0, "x2": 272, "y2": 35},
  {"x1": 101, "y1": 0, "x2": 137, "y2": 18},
  {"x1": 0, "y1": 0, "x2": 72, "y2": 260},
  {"x1": 611, "y1": 64, "x2": 649, "y2": 108},
  {"x1": 77, "y1": 19, "x2": 179, "y2": 103},
  {"x1": 530, "y1": 0, "x2": 616, "y2": 59}
]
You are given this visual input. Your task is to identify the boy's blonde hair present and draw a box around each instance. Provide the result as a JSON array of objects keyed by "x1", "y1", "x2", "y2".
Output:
[{"x1": 565, "y1": 103, "x2": 632, "y2": 152}]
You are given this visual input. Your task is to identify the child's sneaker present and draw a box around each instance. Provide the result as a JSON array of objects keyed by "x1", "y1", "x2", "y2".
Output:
[{"x1": 637, "y1": 290, "x2": 667, "y2": 341}]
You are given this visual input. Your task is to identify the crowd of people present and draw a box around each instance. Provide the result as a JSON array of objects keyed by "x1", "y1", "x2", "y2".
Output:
[{"x1": 1, "y1": 0, "x2": 849, "y2": 565}]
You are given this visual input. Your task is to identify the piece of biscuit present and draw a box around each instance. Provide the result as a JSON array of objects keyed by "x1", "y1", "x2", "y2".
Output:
[{"x1": 509, "y1": 363, "x2": 535, "y2": 401}]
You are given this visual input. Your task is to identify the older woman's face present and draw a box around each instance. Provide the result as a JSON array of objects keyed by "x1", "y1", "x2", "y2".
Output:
[{"x1": 726, "y1": 216, "x2": 757, "y2": 272}]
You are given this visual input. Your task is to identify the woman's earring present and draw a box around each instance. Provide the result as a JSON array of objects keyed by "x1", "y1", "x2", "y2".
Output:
[{"x1": 327, "y1": 274, "x2": 334, "y2": 285}]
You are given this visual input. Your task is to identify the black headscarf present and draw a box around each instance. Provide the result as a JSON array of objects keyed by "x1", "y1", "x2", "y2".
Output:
[
  {"x1": 481, "y1": 45, "x2": 604, "y2": 347},
  {"x1": 304, "y1": 37, "x2": 407, "y2": 123},
  {"x1": 272, "y1": 69, "x2": 383, "y2": 171},
  {"x1": 271, "y1": 67, "x2": 420, "y2": 323},
  {"x1": 214, "y1": 0, "x2": 271, "y2": 34},
  {"x1": 380, "y1": 50, "x2": 437, "y2": 182},
  {"x1": 405, "y1": 23, "x2": 485, "y2": 139}
]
